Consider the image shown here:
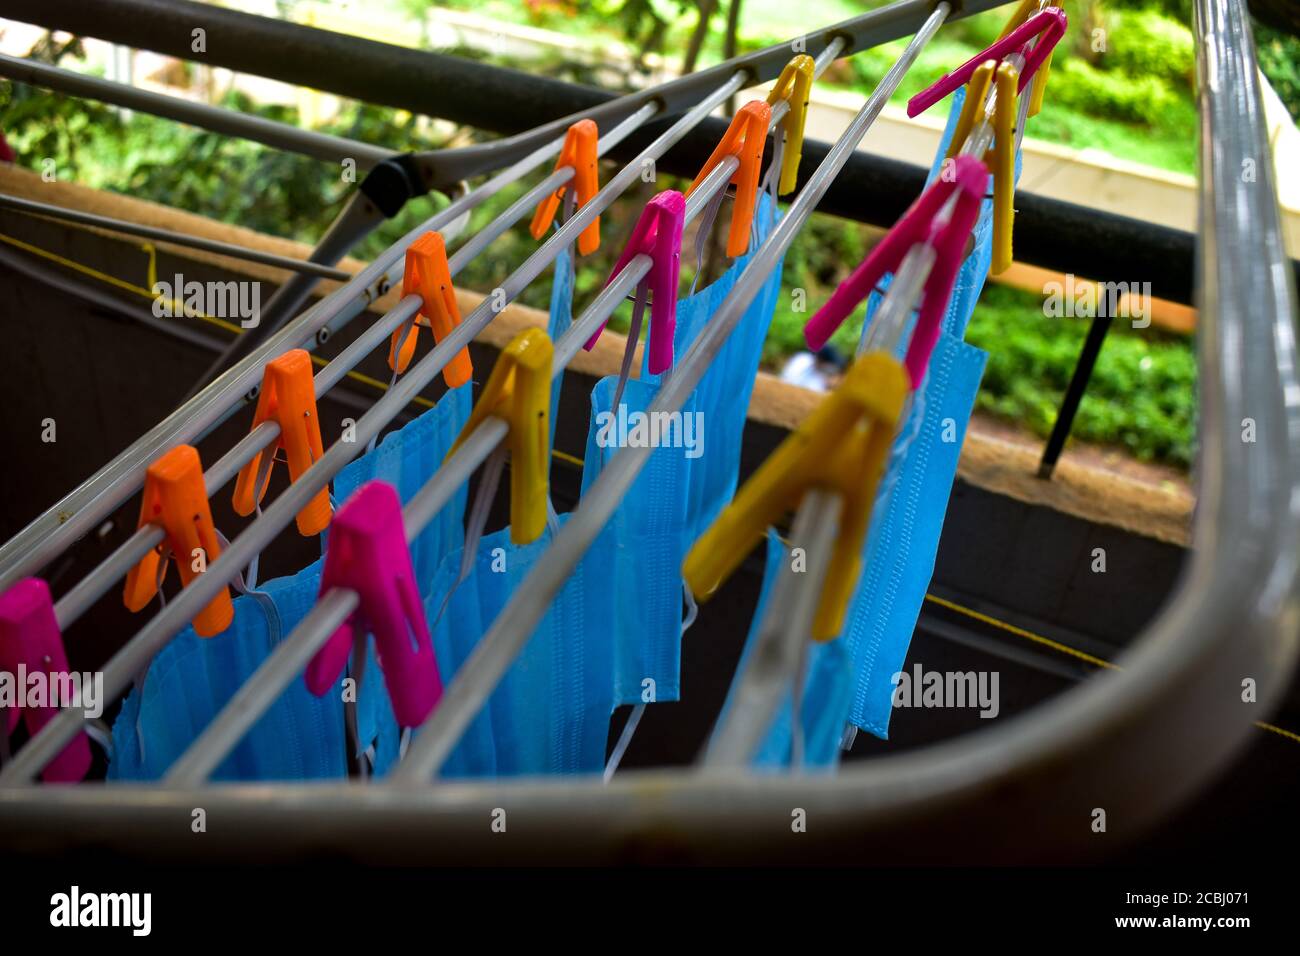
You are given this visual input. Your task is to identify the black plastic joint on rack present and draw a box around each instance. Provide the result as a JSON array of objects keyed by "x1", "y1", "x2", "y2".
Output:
[
  {"x1": 826, "y1": 29, "x2": 858, "y2": 57},
  {"x1": 358, "y1": 154, "x2": 431, "y2": 220}
]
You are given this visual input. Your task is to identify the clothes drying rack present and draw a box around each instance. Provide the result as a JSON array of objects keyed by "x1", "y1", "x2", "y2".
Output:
[{"x1": 0, "y1": 0, "x2": 1296, "y2": 863}]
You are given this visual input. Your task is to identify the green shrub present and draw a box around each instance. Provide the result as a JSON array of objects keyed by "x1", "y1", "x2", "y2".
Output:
[
  {"x1": 964, "y1": 285, "x2": 1196, "y2": 467},
  {"x1": 1049, "y1": 56, "x2": 1180, "y2": 125},
  {"x1": 942, "y1": 8, "x2": 1008, "y2": 53},
  {"x1": 763, "y1": 280, "x2": 1197, "y2": 469},
  {"x1": 1255, "y1": 21, "x2": 1300, "y2": 124},
  {"x1": 1099, "y1": 7, "x2": 1195, "y2": 85}
]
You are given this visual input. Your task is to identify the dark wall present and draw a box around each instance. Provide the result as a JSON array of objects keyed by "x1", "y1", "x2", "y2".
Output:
[{"x1": 0, "y1": 219, "x2": 1294, "y2": 864}]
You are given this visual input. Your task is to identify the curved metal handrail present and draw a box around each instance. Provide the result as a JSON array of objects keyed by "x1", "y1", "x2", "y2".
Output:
[{"x1": 0, "y1": 0, "x2": 1295, "y2": 864}]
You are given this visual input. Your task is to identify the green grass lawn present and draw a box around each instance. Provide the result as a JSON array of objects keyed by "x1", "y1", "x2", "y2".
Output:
[
  {"x1": 964, "y1": 286, "x2": 1196, "y2": 467},
  {"x1": 764, "y1": 273, "x2": 1196, "y2": 469}
]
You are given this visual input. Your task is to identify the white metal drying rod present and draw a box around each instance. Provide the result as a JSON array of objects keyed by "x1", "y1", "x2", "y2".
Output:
[
  {"x1": 701, "y1": 489, "x2": 843, "y2": 768},
  {"x1": 715, "y1": 1, "x2": 1053, "y2": 766},
  {"x1": 390, "y1": 2, "x2": 954, "y2": 784},
  {"x1": 720, "y1": 0, "x2": 1053, "y2": 768},
  {"x1": 46, "y1": 103, "x2": 659, "y2": 635},
  {"x1": 859, "y1": 0, "x2": 1048, "y2": 360},
  {"x1": 162, "y1": 38, "x2": 848, "y2": 786},
  {"x1": 0, "y1": 37, "x2": 785, "y2": 784}
]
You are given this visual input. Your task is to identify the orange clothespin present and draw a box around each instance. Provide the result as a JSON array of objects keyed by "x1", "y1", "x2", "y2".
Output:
[
  {"x1": 231, "y1": 349, "x2": 332, "y2": 536},
  {"x1": 388, "y1": 231, "x2": 474, "y2": 384},
  {"x1": 529, "y1": 119, "x2": 600, "y2": 255},
  {"x1": 683, "y1": 352, "x2": 908, "y2": 642},
  {"x1": 766, "y1": 54, "x2": 815, "y2": 195},
  {"x1": 123, "y1": 445, "x2": 234, "y2": 638},
  {"x1": 684, "y1": 100, "x2": 771, "y2": 258},
  {"x1": 446, "y1": 328, "x2": 553, "y2": 545}
]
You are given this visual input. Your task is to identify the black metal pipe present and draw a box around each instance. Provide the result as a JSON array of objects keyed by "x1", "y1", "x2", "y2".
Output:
[
  {"x1": 2, "y1": 0, "x2": 1010, "y2": 183},
  {"x1": 4, "y1": 0, "x2": 613, "y2": 135},
  {"x1": 608, "y1": 128, "x2": 1220, "y2": 304},
  {"x1": 1037, "y1": 313, "x2": 1113, "y2": 479},
  {"x1": 8, "y1": 0, "x2": 1298, "y2": 304},
  {"x1": 5, "y1": 0, "x2": 1006, "y2": 125}
]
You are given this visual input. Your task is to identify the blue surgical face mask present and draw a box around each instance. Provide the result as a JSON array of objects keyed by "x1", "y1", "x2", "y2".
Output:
[
  {"x1": 713, "y1": 530, "x2": 854, "y2": 771},
  {"x1": 333, "y1": 383, "x2": 473, "y2": 581},
  {"x1": 841, "y1": 86, "x2": 1000, "y2": 740},
  {"x1": 417, "y1": 538, "x2": 499, "y2": 779},
  {"x1": 548, "y1": 246, "x2": 576, "y2": 450},
  {"x1": 731, "y1": 324, "x2": 988, "y2": 766},
  {"x1": 582, "y1": 376, "x2": 690, "y2": 706},
  {"x1": 717, "y1": 90, "x2": 1000, "y2": 763},
  {"x1": 843, "y1": 332, "x2": 987, "y2": 739},
  {"x1": 582, "y1": 192, "x2": 787, "y2": 708},
  {"x1": 109, "y1": 558, "x2": 355, "y2": 781},
  {"x1": 331, "y1": 384, "x2": 474, "y2": 773},
  {"x1": 419, "y1": 515, "x2": 619, "y2": 777},
  {"x1": 111, "y1": 386, "x2": 475, "y2": 781},
  {"x1": 641, "y1": 191, "x2": 786, "y2": 545}
]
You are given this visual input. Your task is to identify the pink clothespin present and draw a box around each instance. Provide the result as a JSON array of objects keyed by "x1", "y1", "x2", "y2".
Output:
[
  {"x1": 905, "y1": 7, "x2": 1067, "y2": 118},
  {"x1": 304, "y1": 481, "x2": 441, "y2": 728},
  {"x1": 0, "y1": 578, "x2": 92, "y2": 783},
  {"x1": 804, "y1": 155, "x2": 989, "y2": 387},
  {"x1": 584, "y1": 190, "x2": 684, "y2": 375}
]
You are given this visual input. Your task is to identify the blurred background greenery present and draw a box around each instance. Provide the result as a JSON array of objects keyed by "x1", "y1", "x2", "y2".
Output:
[{"x1": 3, "y1": 0, "x2": 1289, "y2": 469}]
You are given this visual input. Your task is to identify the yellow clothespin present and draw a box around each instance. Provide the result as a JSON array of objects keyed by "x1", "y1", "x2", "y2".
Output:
[
  {"x1": 996, "y1": 0, "x2": 1060, "y2": 117},
  {"x1": 682, "y1": 352, "x2": 908, "y2": 642},
  {"x1": 446, "y1": 328, "x2": 553, "y2": 544},
  {"x1": 765, "y1": 54, "x2": 815, "y2": 195},
  {"x1": 944, "y1": 59, "x2": 1019, "y2": 276}
]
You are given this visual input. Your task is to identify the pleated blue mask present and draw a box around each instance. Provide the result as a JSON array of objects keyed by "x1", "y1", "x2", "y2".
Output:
[
  {"x1": 388, "y1": 235, "x2": 618, "y2": 775},
  {"x1": 581, "y1": 192, "x2": 786, "y2": 707},
  {"x1": 641, "y1": 191, "x2": 786, "y2": 545},
  {"x1": 334, "y1": 383, "x2": 472, "y2": 581},
  {"x1": 416, "y1": 539, "x2": 499, "y2": 779},
  {"x1": 111, "y1": 386, "x2": 473, "y2": 781},
  {"x1": 582, "y1": 376, "x2": 689, "y2": 705},
  {"x1": 724, "y1": 89, "x2": 998, "y2": 762},
  {"x1": 843, "y1": 331, "x2": 987, "y2": 739},
  {"x1": 109, "y1": 558, "x2": 358, "y2": 781},
  {"x1": 332, "y1": 383, "x2": 472, "y2": 771},
  {"x1": 730, "y1": 323, "x2": 988, "y2": 763},
  {"x1": 420, "y1": 516, "x2": 618, "y2": 776},
  {"x1": 839, "y1": 87, "x2": 998, "y2": 740},
  {"x1": 714, "y1": 530, "x2": 854, "y2": 771},
  {"x1": 547, "y1": 245, "x2": 576, "y2": 450}
]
